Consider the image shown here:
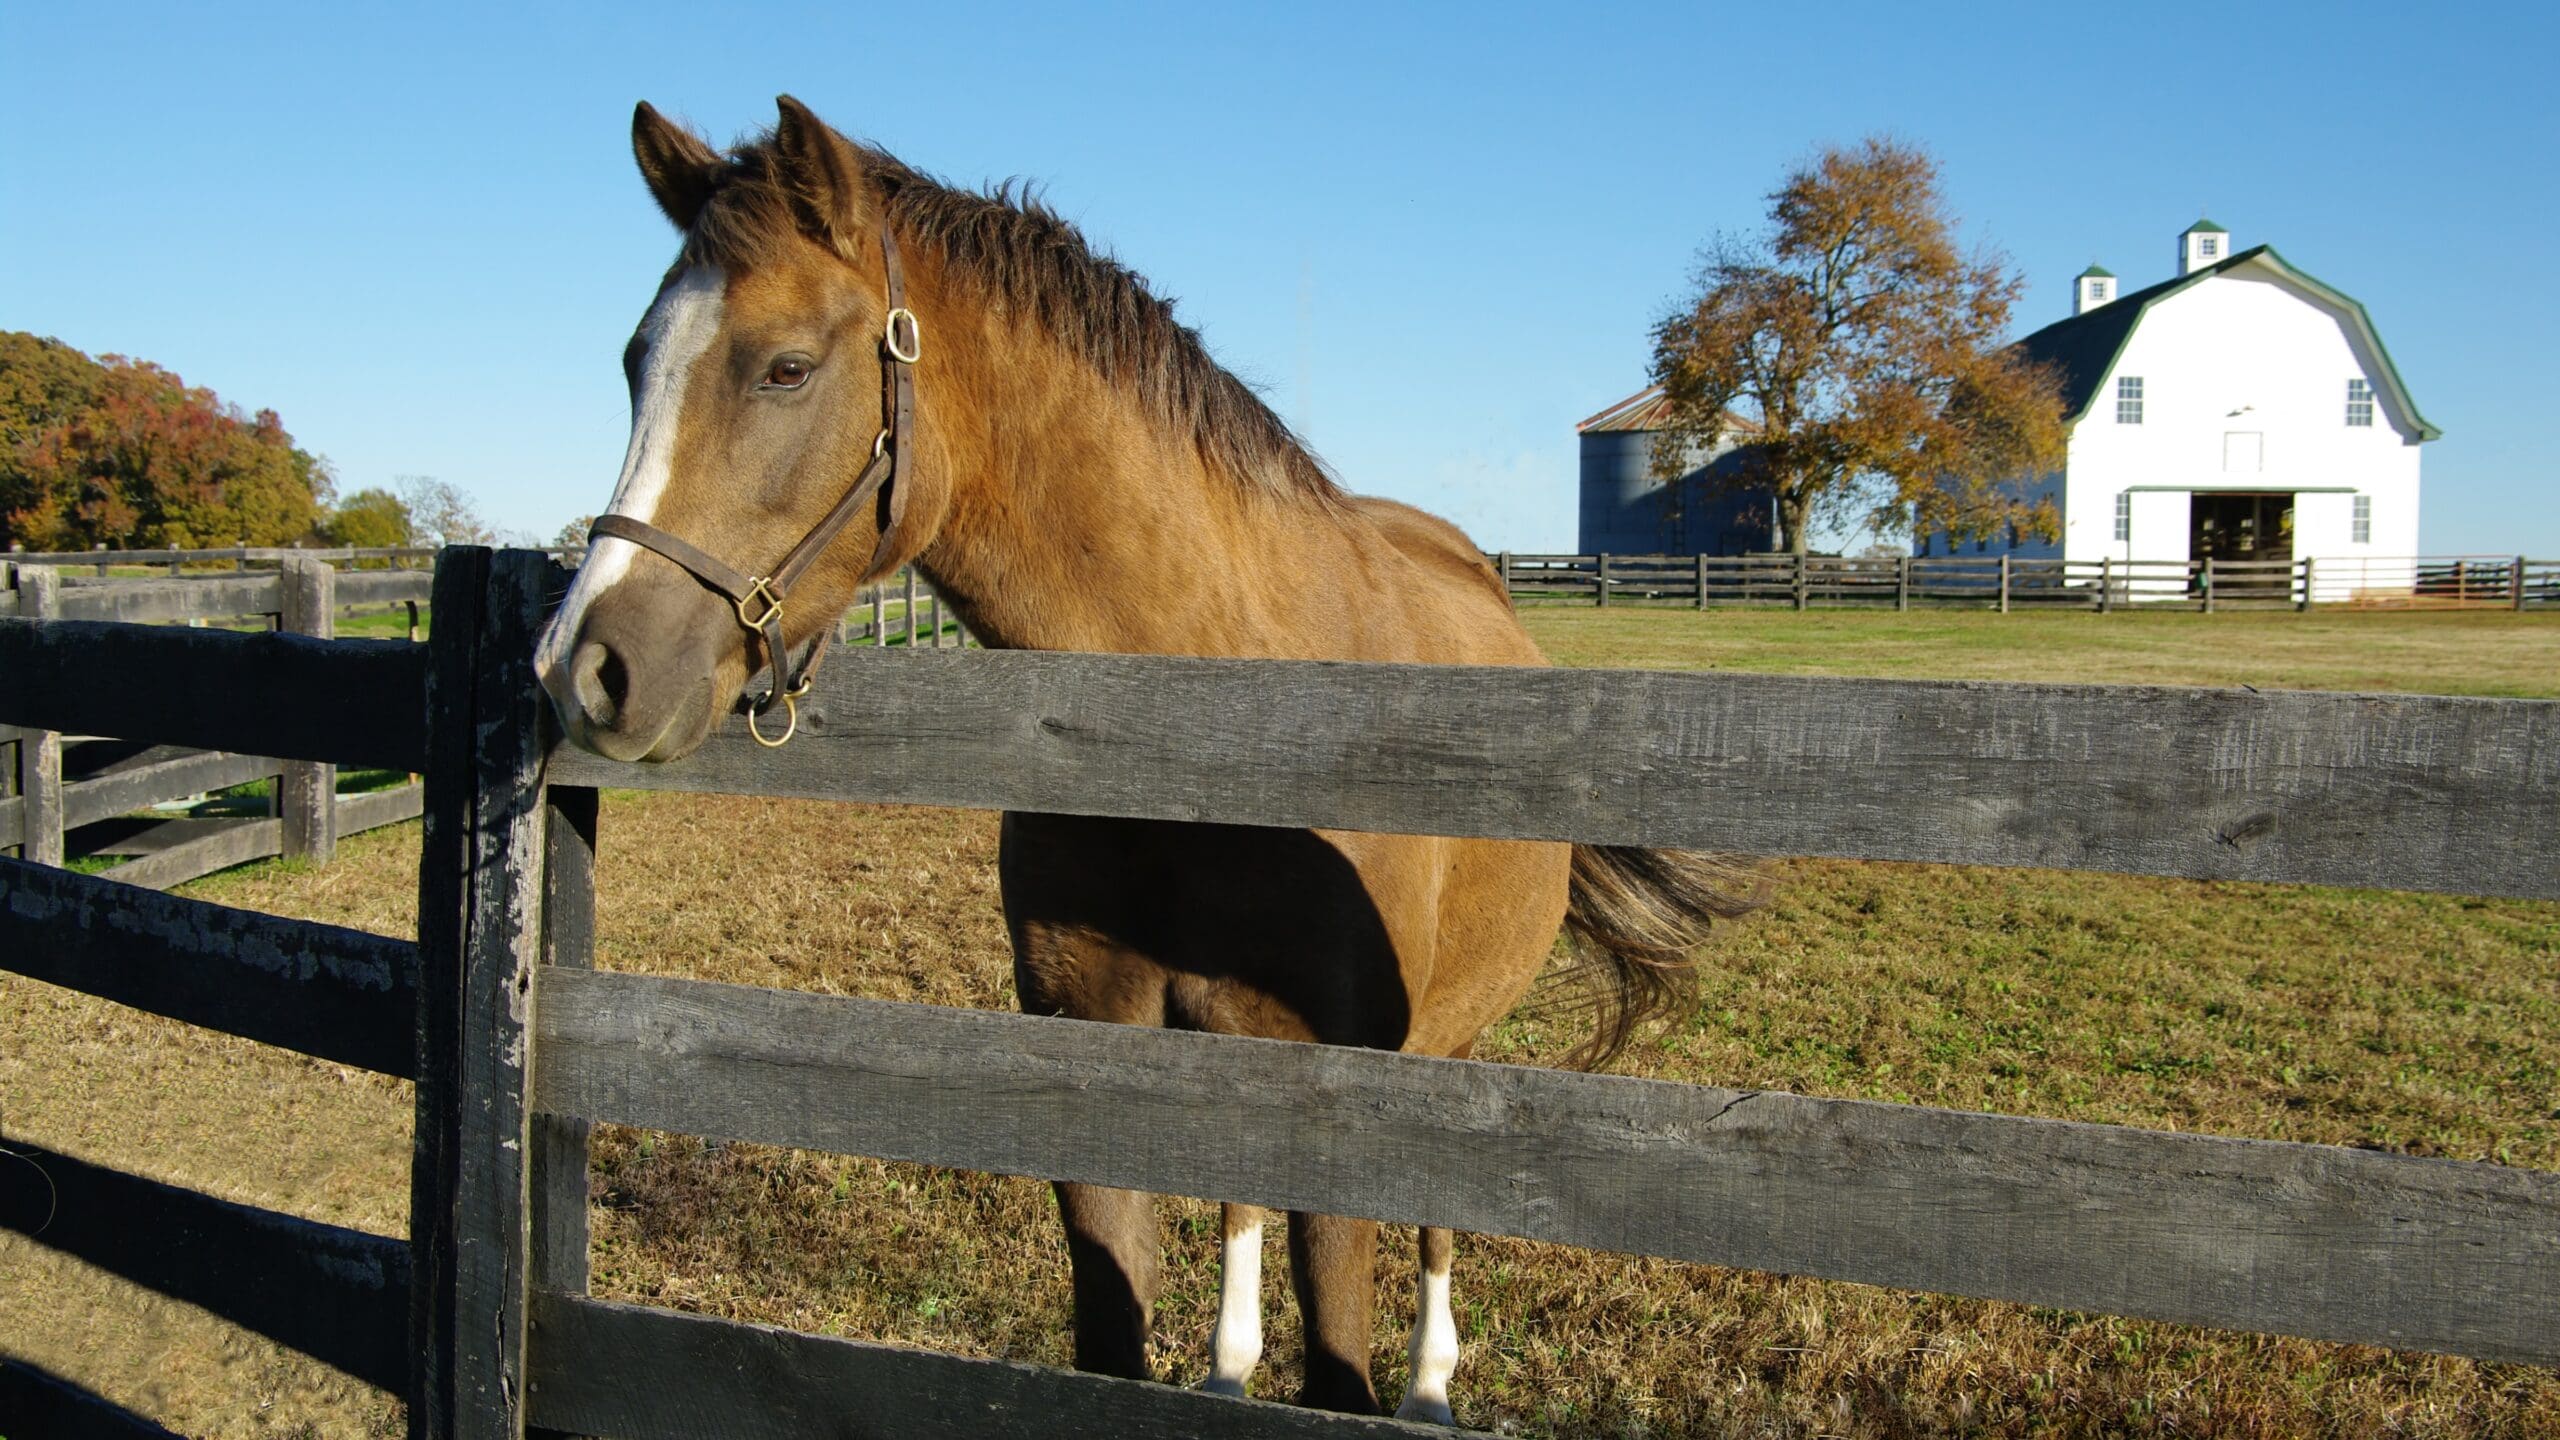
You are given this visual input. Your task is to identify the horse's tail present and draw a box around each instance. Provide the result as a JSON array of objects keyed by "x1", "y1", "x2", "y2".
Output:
[{"x1": 1551, "y1": 844, "x2": 1768, "y2": 1071}]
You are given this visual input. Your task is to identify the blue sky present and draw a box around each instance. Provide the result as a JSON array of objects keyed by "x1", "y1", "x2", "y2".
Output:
[{"x1": 4, "y1": 2, "x2": 2553, "y2": 555}]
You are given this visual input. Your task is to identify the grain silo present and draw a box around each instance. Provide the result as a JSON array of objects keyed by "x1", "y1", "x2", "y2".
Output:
[{"x1": 1576, "y1": 386, "x2": 1772, "y2": 555}]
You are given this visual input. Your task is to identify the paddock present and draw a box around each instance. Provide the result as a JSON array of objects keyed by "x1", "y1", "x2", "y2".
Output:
[{"x1": 2, "y1": 549, "x2": 2555, "y2": 1438}]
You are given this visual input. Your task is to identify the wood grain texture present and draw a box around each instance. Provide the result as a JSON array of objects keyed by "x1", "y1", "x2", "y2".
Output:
[
  {"x1": 280, "y1": 558, "x2": 339, "y2": 864},
  {"x1": 335, "y1": 568, "x2": 436, "y2": 607},
  {"x1": 410, "y1": 548, "x2": 557, "y2": 1440},
  {"x1": 535, "y1": 966, "x2": 2560, "y2": 1367},
  {"x1": 526, "y1": 1293, "x2": 1443, "y2": 1440},
  {"x1": 339, "y1": 781, "x2": 425, "y2": 834},
  {"x1": 0, "y1": 855, "x2": 417, "y2": 1075},
  {"x1": 58, "y1": 748, "x2": 279, "y2": 832},
  {"x1": 0, "y1": 1358, "x2": 189, "y2": 1438},
  {"x1": 0, "y1": 1135, "x2": 410, "y2": 1391},
  {"x1": 548, "y1": 647, "x2": 2560, "y2": 899},
  {"x1": 49, "y1": 573, "x2": 284, "y2": 624},
  {"x1": 98, "y1": 817, "x2": 282, "y2": 891},
  {"x1": 0, "y1": 618, "x2": 425, "y2": 770},
  {"x1": 530, "y1": 787, "x2": 597, "y2": 1299},
  {"x1": 13, "y1": 567, "x2": 63, "y2": 866}
]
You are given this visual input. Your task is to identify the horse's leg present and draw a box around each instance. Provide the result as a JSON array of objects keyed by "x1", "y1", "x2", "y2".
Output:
[
  {"x1": 1289, "y1": 1210, "x2": 1383, "y2": 1412},
  {"x1": 1054, "y1": 1181, "x2": 1161, "y2": 1380},
  {"x1": 1199, "y1": 1201, "x2": 1265, "y2": 1396},
  {"x1": 1395, "y1": 1224, "x2": 1460, "y2": 1424}
]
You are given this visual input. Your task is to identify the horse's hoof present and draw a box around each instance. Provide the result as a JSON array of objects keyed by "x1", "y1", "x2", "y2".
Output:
[
  {"x1": 1199, "y1": 1376, "x2": 1248, "y2": 1399},
  {"x1": 1395, "y1": 1393, "x2": 1456, "y2": 1426}
]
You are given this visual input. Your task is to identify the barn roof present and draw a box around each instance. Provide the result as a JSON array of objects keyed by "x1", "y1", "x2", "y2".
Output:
[
  {"x1": 2009, "y1": 244, "x2": 2441, "y2": 441},
  {"x1": 1576, "y1": 385, "x2": 1762, "y2": 436}
]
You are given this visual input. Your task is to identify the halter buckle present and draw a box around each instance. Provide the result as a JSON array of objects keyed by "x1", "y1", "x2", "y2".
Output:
[
  {"x1": 884, "y1": 307, "x2": 922, "y2": 364},
  {"x1": 735, "y1": 577, "x2": 785, "y2": 631}
]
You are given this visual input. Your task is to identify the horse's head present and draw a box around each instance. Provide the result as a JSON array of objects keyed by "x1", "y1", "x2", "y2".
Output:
[{"x1": 538, "y1": 96, "x2": 935, "y2": 761}]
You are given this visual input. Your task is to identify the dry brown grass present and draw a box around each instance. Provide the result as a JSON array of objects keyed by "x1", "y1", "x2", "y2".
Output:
[{"x1": 7, "y1": 607, "x2": 2556, "y2": 1436}]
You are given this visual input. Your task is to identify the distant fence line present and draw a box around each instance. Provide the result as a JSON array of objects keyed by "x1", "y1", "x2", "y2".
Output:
[
  {"x1": 1, "y1": 559, "x2": 426, "y2": 887},
  {"x1": 1495, "y1": 552, "x2": 2560, "y2": 613}
]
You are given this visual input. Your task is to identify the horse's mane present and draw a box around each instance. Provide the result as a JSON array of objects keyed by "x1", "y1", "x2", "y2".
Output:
[{"x1": 683, "y1": 130, "x2": 1339, "y2": 504}]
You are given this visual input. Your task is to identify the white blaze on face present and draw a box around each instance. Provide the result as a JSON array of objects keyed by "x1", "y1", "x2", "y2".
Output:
[
  {"x1": 535, "y1": 265, "x2": 729, "y2": 683},
  {"x1": 1199, "y1": 1211, "x2": 1263, "y2": 1398},
  {"x1": 1395, "y1": 1254, "x2": 1459, "y2": 1425}
]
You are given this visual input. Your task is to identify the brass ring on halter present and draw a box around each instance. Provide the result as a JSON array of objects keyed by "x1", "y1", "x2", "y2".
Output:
[
  {"x1": 884, "y1": 307, "x2": 922, "y2": 364},
  {"x1": 745, "y1": 691, "x2": 798, "y2": 748},
  {"x1": 735, "y1": 578, "x2": 784, "y2": 630}
]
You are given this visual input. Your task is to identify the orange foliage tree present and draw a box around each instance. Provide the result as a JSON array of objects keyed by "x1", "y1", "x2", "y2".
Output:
[
  {"x1": 1649, "y1": 138, "x2": 2067, "y2": 554},
  {"x1": 0, "y1": 331, "x2": 332, "y2": 551}
]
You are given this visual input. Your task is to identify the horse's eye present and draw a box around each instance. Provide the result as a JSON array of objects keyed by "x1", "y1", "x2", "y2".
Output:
[{"x1": 762, "y1": 357, "x2": 812, "y2": 389}]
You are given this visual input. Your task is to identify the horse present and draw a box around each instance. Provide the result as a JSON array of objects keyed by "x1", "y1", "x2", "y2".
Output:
[{"x1": 535, "y1": 95, "x2": 1756, "y2": 1422}]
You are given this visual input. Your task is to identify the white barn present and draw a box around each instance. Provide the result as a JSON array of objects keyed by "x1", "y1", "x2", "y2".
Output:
[{"x1": 1921, "y1": 220, "x2": 2439, "y2": 583}]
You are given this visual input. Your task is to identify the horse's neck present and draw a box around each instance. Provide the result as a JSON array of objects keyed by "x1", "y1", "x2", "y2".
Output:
[{"x1": 915, "y1": 322, "x2": 1347, "y2": 658}]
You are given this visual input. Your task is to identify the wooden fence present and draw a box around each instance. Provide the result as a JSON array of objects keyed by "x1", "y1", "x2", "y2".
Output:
[
  {"x1": 1, "y1": 559, "x2": 429, "y2": 887},
  {"x1": 2, "y1": 545, "x2": 2554, "y2": 1439},
  {"x1": 1497, "y1": 551, "x2": 2560, "y2": 612}
]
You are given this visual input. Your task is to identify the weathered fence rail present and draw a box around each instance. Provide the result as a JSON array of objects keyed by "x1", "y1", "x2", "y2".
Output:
[
  {"x1": 1, "y1": 558, "x2": 428, "y2": 886},
  {"x1": 3, "y1": 543, "x2": 2555, "y2": 1439},
  {"x1": 1497, "y1": 551, "x2": 2560, "y2": 613}
]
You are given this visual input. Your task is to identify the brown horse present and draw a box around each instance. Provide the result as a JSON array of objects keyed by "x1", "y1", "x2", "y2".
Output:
[{"x1": 536, "y1": 96, "x2": 1754, "y2": 1422}]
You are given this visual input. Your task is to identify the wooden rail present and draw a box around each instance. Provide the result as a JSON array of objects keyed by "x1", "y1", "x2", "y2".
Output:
[
  {"x1": 550, "y1": 647, "x2": 2560, "y2": 900},
  {"x1": 536, "y1": 965, "x2": 2560, "y2": 1366},
  {"x1": 1500, "y1": 552, "x2": 2560, "y2": 612}
]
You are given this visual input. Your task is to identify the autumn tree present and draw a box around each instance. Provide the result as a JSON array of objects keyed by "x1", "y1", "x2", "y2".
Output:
[
  {"x1": 0, "y1": 332, "x2": 333, "y2": 550},
  {"x1": 1649, "y1": 138, "x2": 2066, "y2": 554},
  {"x1": 325, "y1": 487, "x2": 415, "y2": 547}
]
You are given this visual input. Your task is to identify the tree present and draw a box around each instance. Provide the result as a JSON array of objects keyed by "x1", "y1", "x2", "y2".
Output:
[
  {"x1": 1649, "y1": 138, "x2": 2066, "y2": 555},
  {"x1": 395, "y1": 475, "x2": 496, "y2": 547},
  {"x1": 0, "y1": 333, "x2": 333, "y2": 550},
  {"x1": 326, "y1": 487, "x2": 415, "y2": 547}
]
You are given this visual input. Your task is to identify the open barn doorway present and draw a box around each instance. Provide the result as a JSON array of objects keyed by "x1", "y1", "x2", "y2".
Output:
[{"x1": 2190, "y1": 492, "x2": 2294, "y2": 564}]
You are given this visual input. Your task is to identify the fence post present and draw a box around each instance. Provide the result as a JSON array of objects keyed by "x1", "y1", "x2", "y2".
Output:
[
  {"x1": 1696, "y1": 553, "x2": 1710, "y2": 611},
  {"x1": 1996, "y1": 554, "x2": 2011, "y2": 614},
  {"x1": 1895, "y1": 555, "x2": 1910, "y2": 613},
  {"x1": 412, "y1": 548, "x2": 554, "y2": 1440},
  {"x1": 870, "y1": 580, "x2": 886, "y2": 646},
  {"x1": 2097, "y1": 557, "x2": 2112, "y2": 614},
  {"x1": 1595, "y1": 553, "x2": 1611, "y2": 608},
  {"x1": 280, "y1": 558, "x2": 338, "y2": 865},
  {"x1": 1792, "y1": 552, "x2": 1807, "y2": 612},
  {"x1": 2202, "y1": 559, "x2": 2215, "y2": 613},
  {"x1": 530, "y1": 783, "x2": 597, "y2": 1321},
  {"x1": 2515, "y1": 555, "x2": 2529, "y2": 612},
  {"x1": 2298, "y1": 557, "x2": 2315, "y2": 613},
  {"x1": 14, "y1": 566, "x2": 63, "y2": 866},
  {"x1": 1497, "y1": 551, "x2": 1513, "y2": 606}
]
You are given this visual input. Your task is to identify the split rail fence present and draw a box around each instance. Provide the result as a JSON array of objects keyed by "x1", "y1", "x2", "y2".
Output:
[
  {"x1": 2, "y1": 546, "x2": 2555, "y2": 1439},
  {"x1": 1498, "y1": 551, "x2": 2560, "y2": 612},
  {"x1": 1, "y1": 558, "x2": 429, "y2": 887}
]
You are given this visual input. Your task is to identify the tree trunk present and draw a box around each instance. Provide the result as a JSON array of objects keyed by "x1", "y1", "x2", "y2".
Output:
[{"x1": 1781, "y1": 493, "x2": 1815, "y2": 557}]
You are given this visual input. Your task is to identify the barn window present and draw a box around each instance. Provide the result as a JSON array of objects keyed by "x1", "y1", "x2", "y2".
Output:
[
  {"x1": 2199, "y1": 235, "x2": 2220, "y2": 261},
  {"x1": 2346, "y1": 378, "x2": 2374, "y2": 427},
  {"x1": 2114, "y1": 492, "x2": 2131, "y2": 542},
  {"x1": 2352, "y1": 495, "x2": 2372, "y2": 544},
  {"x1": 2116, "y1": 376, "x2": 2145, "y2": 425}
]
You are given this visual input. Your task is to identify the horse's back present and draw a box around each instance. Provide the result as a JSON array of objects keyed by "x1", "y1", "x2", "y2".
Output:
[{"x1": 1339, "y1": 495, "x2": 1544, "y2": 669}]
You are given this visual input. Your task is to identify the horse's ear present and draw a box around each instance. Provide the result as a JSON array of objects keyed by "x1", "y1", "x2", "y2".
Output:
[
  {"x1": 772, "y1": 94, "x2": 871, "y2": 236},
  {"x1": 632, "y1": 101, "x2": 720, "y2": 230}
]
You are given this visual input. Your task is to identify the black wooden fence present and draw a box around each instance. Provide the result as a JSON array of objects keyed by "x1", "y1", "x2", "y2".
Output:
[
  {"x1": 2, "y1": 545, "x2": 2555, "y2": 1439},
  {"x1": 1, "y1": 559, "x2": 430, "y2": 884},
  {"x1": 1498, "y1": 551, "x2": 2560, "y2": 612}
]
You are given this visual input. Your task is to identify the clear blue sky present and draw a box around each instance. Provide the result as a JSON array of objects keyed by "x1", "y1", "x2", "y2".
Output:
[{"x1": 4, "y1": 2, "x2": 2553, "y2": 555}]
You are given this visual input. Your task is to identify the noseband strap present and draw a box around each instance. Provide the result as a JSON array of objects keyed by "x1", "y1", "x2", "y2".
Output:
[{"x1": 587, "y1": 227, "x2": 920, "y2": 747}]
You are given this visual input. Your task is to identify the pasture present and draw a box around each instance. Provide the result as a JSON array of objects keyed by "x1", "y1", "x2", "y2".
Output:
[{"x1": 4, "y1": 606, "x2": 2554, "y2": 1438}]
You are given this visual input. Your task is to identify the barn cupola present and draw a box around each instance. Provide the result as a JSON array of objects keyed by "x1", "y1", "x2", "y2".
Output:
[
  {"x1": 2074, "y1": 264, "x2": 2117, "y2": 316},
  {"x1": 2179, "y1": 218, "x2": 2231, "y2": 275}
]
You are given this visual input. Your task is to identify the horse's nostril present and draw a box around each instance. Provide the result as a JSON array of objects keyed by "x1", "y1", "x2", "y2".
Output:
[{"x1": 570, "y1": 640, "x2": 629, "y2": 728}]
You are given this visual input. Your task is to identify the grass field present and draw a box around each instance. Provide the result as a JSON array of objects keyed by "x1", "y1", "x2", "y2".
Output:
[{"x1": 4, "y1": 607, "x2": 2554, "y2": 1437}]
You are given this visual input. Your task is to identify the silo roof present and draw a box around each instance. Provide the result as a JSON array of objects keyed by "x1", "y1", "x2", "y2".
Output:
[{"x1": 1576, "y1": 385, "x2": 1761, "y2": 435}]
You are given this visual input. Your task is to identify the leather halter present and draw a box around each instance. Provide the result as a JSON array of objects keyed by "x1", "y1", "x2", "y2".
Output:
[{"x1": 588, "y1": 228, "x2": 920, "y2": 747}]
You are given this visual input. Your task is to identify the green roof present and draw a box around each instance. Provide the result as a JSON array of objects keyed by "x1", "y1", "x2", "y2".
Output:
[
  {"x1": 2183, "y1": 217, "x2": 2228, "y2": 234},
  {"x1": 2077, "y1": 264, "x2": 2116, "y2": 278},
  {"x1": 2009, "y1": 244, "x2": 2440, "y2": 441}
]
